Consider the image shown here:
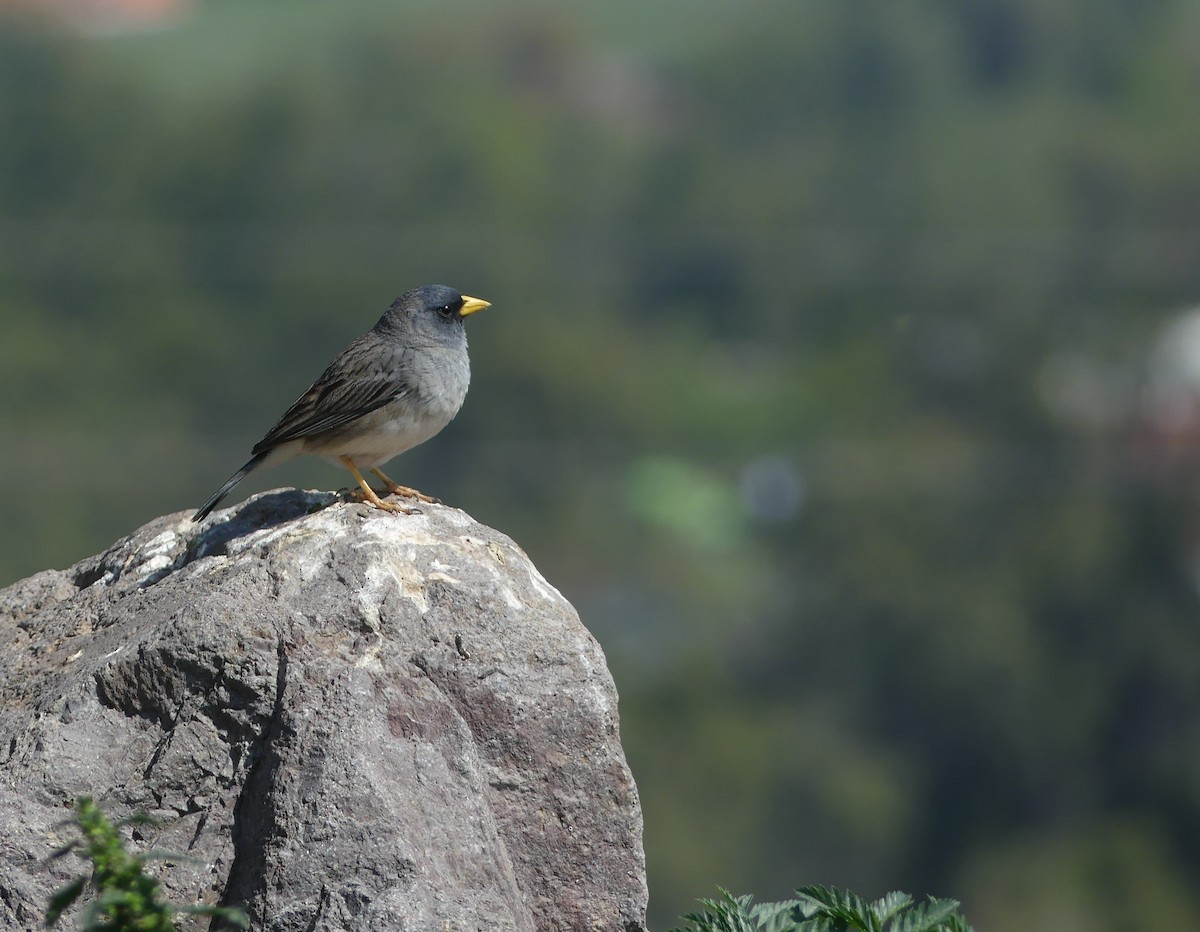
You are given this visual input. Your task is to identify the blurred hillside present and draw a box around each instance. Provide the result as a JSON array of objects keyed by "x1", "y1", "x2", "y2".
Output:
[{"x1": 3, "y1": 1, "x2": 1200, "y2": 928}]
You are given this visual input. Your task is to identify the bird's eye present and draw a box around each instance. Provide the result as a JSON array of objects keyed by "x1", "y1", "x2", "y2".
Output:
[{"x1": 438, "y1": 303, "x2": 456, "y2": 318}]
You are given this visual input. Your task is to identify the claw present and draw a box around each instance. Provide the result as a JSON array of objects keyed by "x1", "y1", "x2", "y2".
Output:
[
  {"x1": 370, "y1": 468, "x2": 440, "y2": 504},
  {"x1": 341, "y1": 457, "x2": 420, "y2": 514}
]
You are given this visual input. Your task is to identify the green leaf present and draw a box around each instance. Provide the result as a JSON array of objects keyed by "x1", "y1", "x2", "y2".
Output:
[
  {"x1": 43, "y1": 877, "x2": 86, "y2": 927},
  {"x1": 870, "y1": 892, "x2": 912, "y2": 925},
  {"x1": 890, "y1": 898, "x2": 963, "y2": 932},
  {"x1": 43, "y1": 841, "x2": 81, "y2": 863},
  {"x1": 676, "y1": 884, "x2": 972, "y2": 932},
  {"x1": 114, "y1": 812, "x2": 158, "y2": 828},
  {"x1": 750, "y1": 897, "x2": 806, "y2": 932},
  {"x1": 796, "y1": 919, "x2": 838, "y2": 932},
  {"x1": 795, "y1": 884, "x2": 840, "y2": 915},
  {"x1": 795, "y1": 884, "x2": 875, "y2": 930},
  {"x1": 669, "y1": 887, "x2": 760, "y2": 932}
]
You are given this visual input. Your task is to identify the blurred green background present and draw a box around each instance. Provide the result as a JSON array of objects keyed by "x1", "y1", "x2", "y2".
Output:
[{"x1": 4, "y1": 0, "x2": 1200, "y2": 928}]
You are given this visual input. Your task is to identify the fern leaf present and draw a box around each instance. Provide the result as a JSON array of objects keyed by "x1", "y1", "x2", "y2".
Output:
[
  {"x1": 941, "y1": 915, "x2": 975, "y2": 932},
  {"x1": 871, "y1": 891, "x2": 912, "y2": 924},
  {"x1": 750, "y1": 897, "x2": 806, "y2": 932},
  {"x1": 890, "y1": 897, "x2": 962, "y2": 932},
  {"x1": 795, "y1": 885, "x2": 839, "y2": 914},
  {"x1": 805, "y1": 885, "x2": 874, "y2": 929},
  {"x1": 669, "y1": 887, "x2": 759, "y2": 932},
  {"x1": 795, "y1": 918, "x2": 838, "y2": 932},
  {"x1": 676, "y1": 883, "x2": 972, "y2": 932}
]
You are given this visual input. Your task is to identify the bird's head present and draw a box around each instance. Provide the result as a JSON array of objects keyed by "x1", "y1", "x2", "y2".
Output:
[{"x1": 380, "y1": 283, "x2": 490, "y2": 336}]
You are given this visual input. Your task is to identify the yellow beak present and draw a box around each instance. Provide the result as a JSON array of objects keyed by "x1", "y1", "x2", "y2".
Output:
[{"x1": 460, "y1": 295, "x2": 491, "y2": 317}]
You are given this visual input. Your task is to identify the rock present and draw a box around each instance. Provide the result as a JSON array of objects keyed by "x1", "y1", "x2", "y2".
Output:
[{"x1": 0, "y1": 489, "x2": 647, "y2": 931}]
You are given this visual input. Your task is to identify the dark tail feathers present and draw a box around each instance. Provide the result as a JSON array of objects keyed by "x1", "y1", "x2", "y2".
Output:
[{"x1": 193, "y1": 451, "x2": 270, "y2": 522}]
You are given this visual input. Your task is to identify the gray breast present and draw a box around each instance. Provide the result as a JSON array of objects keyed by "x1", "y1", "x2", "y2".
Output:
[
  {"x1": 406, "y1": 339, "x2": 472, "y2": 420},
  {"x1": 303, "y1": 340, "x2": 471, "y2": 467}
]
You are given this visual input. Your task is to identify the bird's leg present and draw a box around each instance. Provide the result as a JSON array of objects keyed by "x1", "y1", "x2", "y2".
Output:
[
  {"x1": 370, "y1": 467, "x2": 441, "y2": 504},
  {"x1": 341, "y1": 456, "x2": 417, "y2": 514}
]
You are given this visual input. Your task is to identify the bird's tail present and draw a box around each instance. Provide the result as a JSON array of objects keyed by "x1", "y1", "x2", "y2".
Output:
[{"x1": 193, "y1": 451, "x2": 270, "y2": 522}]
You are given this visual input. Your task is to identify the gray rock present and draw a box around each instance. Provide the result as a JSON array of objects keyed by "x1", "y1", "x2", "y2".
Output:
[{"x1": 0, "y1": 490, "x2": 647, "y2": 931}]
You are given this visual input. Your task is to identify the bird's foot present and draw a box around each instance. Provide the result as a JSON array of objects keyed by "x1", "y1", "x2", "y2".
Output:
[
  {"x1": 347, "y1": 485, "x2": 420, "y2": 515},
  {"x1": 370, "y1": 469, "x2": 441, "y2": 504},
  {"x1": 374, "y1": 499, "x2": 421, "y2": 515},
  {"x1": 386, "y1": 484, "x2": 440, "y2": 505}
]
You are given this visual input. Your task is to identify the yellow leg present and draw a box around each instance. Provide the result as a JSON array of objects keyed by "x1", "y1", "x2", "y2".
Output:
[
  {"x1": 341, "y1": 456, "x2": 416, "y2": 513},
  {"x1": 370, "y1": 468, "x2": 440, "y2": 504}
]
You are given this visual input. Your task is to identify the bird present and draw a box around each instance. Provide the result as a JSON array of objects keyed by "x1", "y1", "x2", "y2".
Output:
[{"x1": 193, "y1": 284, "x2": 490, "y2": 522}]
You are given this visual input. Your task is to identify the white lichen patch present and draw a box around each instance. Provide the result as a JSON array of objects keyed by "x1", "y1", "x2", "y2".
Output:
[
  {"x1": 357, "y1": 563, "x2": 392, "y2": 626},
  {"x1": 142, "y1": 530, "x2": 178, "y2": 554},
  {"x1": 524, "y1": 561, "x2": 568, "y2": 608},
  {"x1": 137, "y1": 553, "x2": 175, "y2": 580},
  {"x1": 356, "y1": 551, "x2": 429, "y2": 615},
  {"x1": 358, "y1": 517, "x2": 447, "y2": 550},
  {"x1": 133, "y1": 530, "x2": 181, "y2": 582},
  {"x1": 489, "y1": 581, "x2": 523, "y2": 613}
]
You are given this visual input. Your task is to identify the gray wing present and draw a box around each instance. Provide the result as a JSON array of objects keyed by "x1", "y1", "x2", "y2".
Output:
[{"x1": 252, "y1": 337, "x2": 413, "y2": 453}]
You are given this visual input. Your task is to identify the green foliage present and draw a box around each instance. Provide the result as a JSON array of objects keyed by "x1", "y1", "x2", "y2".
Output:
[
  {"x1": 45, "y1": 797, "x2": 247, "y2": 931},
  {"x1": 671, "y1": 885, "x2": 973, "y2": 932}
]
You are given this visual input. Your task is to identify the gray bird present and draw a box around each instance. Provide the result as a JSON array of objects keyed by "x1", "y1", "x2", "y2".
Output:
[{"x1": 194, "y1": 284, "x2": 490, "y2": 521}]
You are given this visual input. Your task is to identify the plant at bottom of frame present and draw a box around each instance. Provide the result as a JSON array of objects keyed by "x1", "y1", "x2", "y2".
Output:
[
  {"x1": 45, "y1": 796, "x2": 248, "y2": 931},
  {"x1": 670, "y1": 883, "x2": 974, "y2": 932}
]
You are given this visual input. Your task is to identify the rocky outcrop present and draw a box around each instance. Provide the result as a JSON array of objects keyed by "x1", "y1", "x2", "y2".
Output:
[{"x1": 0, "y1": 490, "x2": 647, "y2": 931}]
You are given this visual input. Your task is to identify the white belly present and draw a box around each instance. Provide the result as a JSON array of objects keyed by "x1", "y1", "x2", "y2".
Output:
[{"x1": 301, "y1": 392, "x2": 465, "y2": 468}]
